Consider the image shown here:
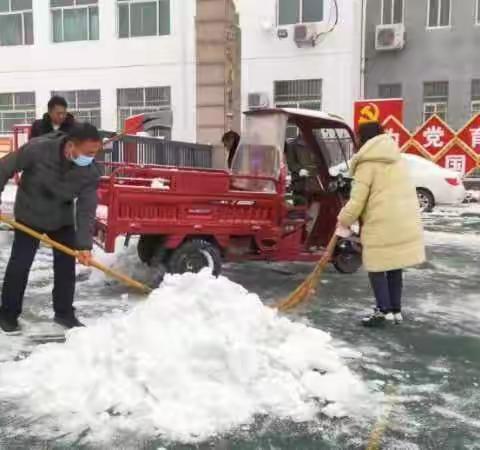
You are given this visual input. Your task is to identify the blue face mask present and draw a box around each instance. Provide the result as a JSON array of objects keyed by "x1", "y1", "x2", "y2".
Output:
[{"x1": 72, "y1": 154, "x2": 94, "y2": 167}]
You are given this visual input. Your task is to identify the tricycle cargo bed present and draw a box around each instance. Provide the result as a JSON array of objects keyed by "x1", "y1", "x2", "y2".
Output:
[{"x1": 95, "y1": 165, "x2": 282, "y2": 253}]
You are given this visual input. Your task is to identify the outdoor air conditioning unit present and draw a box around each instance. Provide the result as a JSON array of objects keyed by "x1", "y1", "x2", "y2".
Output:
[
  {"x1": 248, "y1": 92, "x2": 270, "y2": 109},
  {"x1": 375, "y1": 24, "x2": 405, "y2": 51},
  {"x1": 293, "y1": 23, "x2": 318, "y2": 47}
]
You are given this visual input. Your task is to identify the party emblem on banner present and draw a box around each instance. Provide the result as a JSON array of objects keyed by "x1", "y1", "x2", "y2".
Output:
[
  {"x1": 381, "y1": 115, "x2": 411, "y2": 149},
  {"x1": 358, "y1": 103, "x2": 380, "y2": 125},
  {"x1": 412, "y1": 115, "x2": 455, "y2": 158},
  {"x1": 436, "y1": 142, "x2": 478, "y2": 177},
  {"x1": 456, "y1": 113, "x2": 480, "y2": 156}
]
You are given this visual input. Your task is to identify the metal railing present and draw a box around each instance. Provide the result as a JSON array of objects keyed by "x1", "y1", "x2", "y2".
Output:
[{"x1": 99, "y1": 134, "x2": 213, "y2": 172}]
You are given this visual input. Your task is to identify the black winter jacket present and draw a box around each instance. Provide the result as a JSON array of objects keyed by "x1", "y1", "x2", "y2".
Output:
[
  {"x1": 30, "y1": 113, "x2": 76, "y2": 138},
  {"x1": 0, "y1": 133, "x2": 100, "y2": 250}
]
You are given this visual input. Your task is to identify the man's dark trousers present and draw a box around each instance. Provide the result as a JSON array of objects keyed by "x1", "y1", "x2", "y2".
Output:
[{"x1": 1, "y1": 225, "x2": 76, "y2": 320}]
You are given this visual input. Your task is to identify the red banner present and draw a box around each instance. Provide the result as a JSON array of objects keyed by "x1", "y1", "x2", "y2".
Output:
[
  {"x1": 353, "y1": 99, "x2": 404, "y2": 132},
  {"x1": 374, "y1": 111, "x2": 480, "y2": 178}
]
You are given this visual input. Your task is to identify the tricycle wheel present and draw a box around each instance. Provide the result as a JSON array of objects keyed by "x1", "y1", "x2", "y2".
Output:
[
  {"x1": 333, "y1": 239, "x2": 362, "y2": 274},
  {"x1": 168, "y1": 239, "x2": 222, "y2": 276},
  {"x1": 137, "y1": 235, "x2": 167, "y2": 267}
]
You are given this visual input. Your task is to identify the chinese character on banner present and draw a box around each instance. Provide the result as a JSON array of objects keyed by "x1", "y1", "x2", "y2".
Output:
[
  {"x1": 423, "y1": 126, "x2": 445, "y2": 148},
  {"x1": 381, "y1": 115, "x2": 411, "y2": 149},
  {"x1": 445, "y1": 155, "x2": 466, "y2": 174},
  {"x1": 457, "y1": 114, "x2": 480, "y2": 155},
  {"x1": 437, "y1": 143, "x2": 477, "y2": 177},
  {"x1": 413, "y1": 115, "x2": 455, "y2": 157}
]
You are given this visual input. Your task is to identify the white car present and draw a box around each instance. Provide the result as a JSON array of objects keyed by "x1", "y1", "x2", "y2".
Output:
[
  {"x1": 330, "y1": 154, "x2": 466, "y2": 212},
  {"x1": 403, "y1": 154, "x2": 466, "y2": 212}
]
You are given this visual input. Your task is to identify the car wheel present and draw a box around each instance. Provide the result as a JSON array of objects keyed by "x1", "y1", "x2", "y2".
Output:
[
  {"x1": 416, "y1": 188, "x2": 435, "y2": 213},
  {"x1": 168, "y1": 239, "x2": 222, "y2": 276}
]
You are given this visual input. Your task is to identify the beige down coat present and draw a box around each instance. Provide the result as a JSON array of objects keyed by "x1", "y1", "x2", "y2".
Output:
[{"x1": 338, "y1": 134, "x2": 426, "y2": 272}]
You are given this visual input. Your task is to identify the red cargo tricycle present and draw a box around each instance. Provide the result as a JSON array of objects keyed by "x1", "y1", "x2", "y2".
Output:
[{"x1": 94, "y1": 108, "x2": 361, "y2": 276}]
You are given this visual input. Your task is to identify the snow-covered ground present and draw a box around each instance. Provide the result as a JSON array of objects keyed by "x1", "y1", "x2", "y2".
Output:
[{"x1": 0, "y1": 185, "x2": 479, "y2": 448}]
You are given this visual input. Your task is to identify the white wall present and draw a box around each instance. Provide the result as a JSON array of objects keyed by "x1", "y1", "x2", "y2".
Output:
[
  {"x1": 237, "y1": 0, "x2": 362, "y2": 126},
  {"x1": 0, "y1": 0, "x2": 197, "y2": 141},
  {"x1": 0, "y1": 0, "x2": 361, "y2": 139}
]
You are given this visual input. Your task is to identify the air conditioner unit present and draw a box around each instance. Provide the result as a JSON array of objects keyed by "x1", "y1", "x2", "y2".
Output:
[
  {"x1": 293, "y1": 23, "x2": 318, "y2": 47},
  {"x1": 248, "y1": 92, "x2": 270, "y2": 109},
  {"x1": 375, "y1": 24, "x2": 405, "y2": 51}
]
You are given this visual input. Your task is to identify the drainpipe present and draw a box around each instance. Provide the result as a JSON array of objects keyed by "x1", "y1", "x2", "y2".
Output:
[{"x1": 360, "y1": 0, "x2": 367, "y2": 99}]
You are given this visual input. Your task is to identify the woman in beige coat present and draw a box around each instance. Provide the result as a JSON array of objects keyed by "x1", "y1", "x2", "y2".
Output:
[{"x1": 337, "y1": 122, "x2": 426, "y2": 327}]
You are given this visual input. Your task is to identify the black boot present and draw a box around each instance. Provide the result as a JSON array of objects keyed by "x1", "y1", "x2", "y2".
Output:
[
  {"x1": 54, "y1": 314, "x2": 85, "y2": 329},
  {"x1": 0, "y1": 309, "x2": 20, "y2": 333}
]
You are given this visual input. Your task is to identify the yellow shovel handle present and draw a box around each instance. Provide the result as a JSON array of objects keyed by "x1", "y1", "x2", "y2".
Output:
[{"x1": 0, "y1": 215, "x2": 152, "y2": 295}]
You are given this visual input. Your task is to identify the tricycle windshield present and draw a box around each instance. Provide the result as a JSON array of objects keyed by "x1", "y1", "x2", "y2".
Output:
[
  {"x1": 313, "y1": 127, "x2": 356, "y2": 176},
  {"x1": 231, "y1": 113, "x2": 287, "y2": 179}
]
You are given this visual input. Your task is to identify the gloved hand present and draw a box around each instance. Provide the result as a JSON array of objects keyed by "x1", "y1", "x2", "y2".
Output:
[
  {"x1": 299, "y1": 168, "x2": 309, "y2": 178},
  {"x1": 335, "y1": 223, "x2": 352, "y2": 238}
]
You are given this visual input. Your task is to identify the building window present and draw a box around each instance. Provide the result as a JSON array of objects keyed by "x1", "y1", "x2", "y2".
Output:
[
  {"x1": 378, "y1": 83, "x2": 403, "y2": 99},
  {"x1": 117, "y1": 0, "x2": 170, "y2": 38},
  {"x1": 50, "y1": 0, "x2": 99, "y2": 43},
  {"x1": 381, "y1": 0, "x2": 404, "y2": 24},
  {"x1": 472, "y1": 80, "x2": 480, "y2": 116},
  {"x1": 117, "y1": 86, "x2": 171, "y2": 127},
  {"x1": 274, "y1": 79, "x2": 322, "y2": 138},
  {"x1": 423, "y1": 81, "x2": 448, "y2": 121},
  {"x1": 477, "y1": 0, "x2": 480, "y2": 25},
  {"x1": 278, "y1": 0, "x2": 324, "y2": 26},
  {"x1": 427, "y1": 0, "x2": 451, "y2": 28},
  {"x1": 51, "y1": 90, "x2": 101, "y2": 127},
  {"x1": 0, "y1": 0, "x2": 33, "y2": 46},
  {"x1": 0, "y1": 92, "x2": 35, "y2": 133}
]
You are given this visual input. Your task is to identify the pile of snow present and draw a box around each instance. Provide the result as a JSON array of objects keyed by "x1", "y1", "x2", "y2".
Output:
[{"x1": 0, "y1": 272, "x2": 376, "y2": 444}]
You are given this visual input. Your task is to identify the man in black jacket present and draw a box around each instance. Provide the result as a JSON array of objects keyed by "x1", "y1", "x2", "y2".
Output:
[
  {"x1": 30, "y1": 95, "x2": 76, "y2": 138},
  {"x1": 0, "y1": 123, "x2": 102, "y2": 333}
]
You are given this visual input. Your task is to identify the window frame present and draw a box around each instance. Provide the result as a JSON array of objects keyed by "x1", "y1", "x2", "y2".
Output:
[
  {"x1": 381, "y1": 0, "x2": 404, "y2": 25},
  {"x1": 0, "y1": 91, "x2": 36, "y2": 133},
  {"x1": 0, "y1": 0, "x2": 33, "y2": 46},
  {"x1": 117, "y1": 86, "x2": 171, "y2": 128},
  {"x1": 50, "y1": 0, "x2": 99, "y2": 43},
  {"x1": 117, "y1": 0, "x2": 171, "y2": 39},
  {"x1": 277, "y1": 0, "x2": 325, "y2": 26},
  {"x1": 51, "y1": 89, "x2": 101, "y2": 127},
  {"x1": 426, "y1": 0, "x2": 451, "y2": 29},
  {"x1": 378, "y1": 83, "x2": 403, "y2": 99},
  {"x1": 274, "y1": 79, "x2": 323, "y2": 140}
]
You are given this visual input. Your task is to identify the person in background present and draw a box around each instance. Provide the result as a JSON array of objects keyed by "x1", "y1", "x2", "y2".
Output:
[
  {"x1": 0, "y1": 124, "x2": 102, "y2": 333},
  {"x1": 222, "y1": 130, "x2": 240, "y2": 168},
  {"x1": 336, "y1": 122, "x2": 425, "y2": 327},
  {"x1": 30, "y1": 95, "x2": 76, "y2": 138}
]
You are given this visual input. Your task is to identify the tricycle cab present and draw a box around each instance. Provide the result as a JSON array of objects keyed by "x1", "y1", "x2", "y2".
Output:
[{"x1": 228, "y1": 108, "x2": 358, "y2": 266}]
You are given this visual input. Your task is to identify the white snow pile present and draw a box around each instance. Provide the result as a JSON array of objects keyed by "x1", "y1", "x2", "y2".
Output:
[{"x1": 0, "y1": 272, "x2": 376, "y2": 444}]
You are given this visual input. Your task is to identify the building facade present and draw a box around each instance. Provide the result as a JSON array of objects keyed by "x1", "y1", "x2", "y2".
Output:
[
  {"x1": 364, "y1": 0, "x2": 480, "y2": 130},
  {"x1": 237, "y1": 0, "x2": 362, "y2": 130},
  {"x1": 0, "y1": 0, "x2": 197, "y2": 141},
  {"x1": 0, "y1": 0, "x2": 361, "y2": 144}
]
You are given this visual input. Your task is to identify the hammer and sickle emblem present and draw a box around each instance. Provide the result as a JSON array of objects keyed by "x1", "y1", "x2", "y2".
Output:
[{"x1": 358, "y1": 103, "x2": 380, "y2": 125}]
